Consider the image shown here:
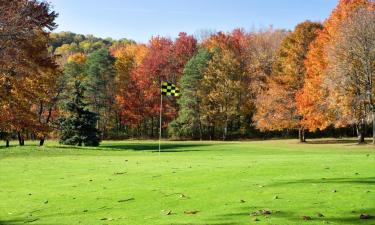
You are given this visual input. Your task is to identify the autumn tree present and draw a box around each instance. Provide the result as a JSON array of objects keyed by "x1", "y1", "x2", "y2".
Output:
[
  {"x1": 0, "y1": 0, "x2": 58, "y2": 146},
  {"x1": 326, "y1": 7, "x2": 375, "y2": 144},
  {"x1": 111, "y1": 43, "x2": 148, "y2": 135},
  {"x1": 297, "y1": 0, "x2": 371, "y2": 136},
  {"x1": 113, "y1": 33, "x2": 197, "y2": 137},
  {"x1": 254, "y1": 21, "x2": 323, "y2": 142},
  {"x1": 199, "y1": 29, "x2": 285, "y2": 139},
  {"x1": 199, "y1": 49, "x2": 242, "y2": 140}
]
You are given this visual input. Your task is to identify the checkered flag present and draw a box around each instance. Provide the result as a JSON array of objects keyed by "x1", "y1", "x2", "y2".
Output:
[{"x1": 161, "y1": 81, "x2": 180, "y2": 97}]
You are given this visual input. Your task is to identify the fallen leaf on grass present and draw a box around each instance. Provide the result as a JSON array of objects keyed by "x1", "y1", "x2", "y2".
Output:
[
  {"x1": 250, "y1": 209, "x2": 272, "y2": 216},
  {"x1": 303, "y1": 216, "x2": 312, "y2": 220},
  {"x1": 184, "y1": 210, "x2": 199, "y2": 214},
  {"x1": 113, "y1": 172, "x2": 126, "y2": 175},
  {"x1": 118, "y1": 198, "x2": 134, "y2": 203}
]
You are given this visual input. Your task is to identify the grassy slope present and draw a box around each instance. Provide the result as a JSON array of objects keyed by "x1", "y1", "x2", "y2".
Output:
[{"x1": 0, "y1": 140, "x2": 374, "y2": 225}]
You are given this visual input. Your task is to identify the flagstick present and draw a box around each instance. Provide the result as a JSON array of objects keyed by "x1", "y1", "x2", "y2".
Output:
[{"x1": 159, "y1": 93, "x2": 163, "y2": 155}]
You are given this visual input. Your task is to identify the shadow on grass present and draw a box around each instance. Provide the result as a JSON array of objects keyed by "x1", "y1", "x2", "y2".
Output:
[
  {"x1": 306, "y1": 139, "x2": 368, "y2": 144},
  {"x1": 266, "y1": 208, "x2": 375, "y2": 225},
  {"x1": 212, "y1": 206, "x2": 375, "y2": 225},
  {"x1": 269, "y1": 177, "x2": 375, "y2": 186},
  {"x1": 0, "y1": 219, "x2": 24, "y2": 225},
  {"x1": 99, "y1": 143, "x2": 212, "y2": 153},
  {"x1": 0, "y1": 145, "x2": 18, "y2": 150},
  {"x1": 0, "y1": 218, "x2": 60, "y2": 225},
  {"x1": 169, "y1": 223, "x2": 238, "y2": 225}
]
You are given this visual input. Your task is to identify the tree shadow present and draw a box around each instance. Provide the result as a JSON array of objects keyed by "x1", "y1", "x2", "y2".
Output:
[
  {"x1": 0, "y1": 145, "x2": 18, "y2": 150},
  {"x1": 0, "y1": 219, "x2": 24, "y2": 225},
  {"x1": 99, "y1": 143, "x2": 212, "y2": 153},
  {"x1": 213, "y1": 206, "x2": 375, "y2": 225},
  {"x1": 0, "y1": 218, "x2": 60, "y2": 225},
  {"x1": 169, "y1": 223, "x2": 238, "y2": 225},
  {"x1": 269, "y1": 177, "x2": 375, "y2": 186},
  {"x1": 264, "y1": 208, "x2": 375, "y2": 225},
  {"x1": 306, "y1": 139, "x2": 367, "y2": 144}
]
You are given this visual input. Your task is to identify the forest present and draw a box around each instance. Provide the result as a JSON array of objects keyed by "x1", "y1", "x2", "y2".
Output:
[{"x1": 1, "y1": 0, "x2": 375, "y2": 146}]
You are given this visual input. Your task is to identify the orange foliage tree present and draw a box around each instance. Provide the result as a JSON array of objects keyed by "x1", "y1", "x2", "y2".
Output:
[
  {"x1": 297, "y1": 0, "x2": 371, "y2": 132},
  {"x1": 254, "y1": 21, "x2": 322, "y2": 142}
]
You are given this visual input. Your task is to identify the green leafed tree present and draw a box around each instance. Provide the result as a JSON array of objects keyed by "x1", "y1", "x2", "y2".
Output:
[
  {"x1": 59, "y1": 81, "x2": 101, "y2": 146},
  {"x1": 169, "y1": 49, "x2": 212, "y2": 139},
  {"x1": 84, "y1": 49, "x2": 116, "y2": 137}
]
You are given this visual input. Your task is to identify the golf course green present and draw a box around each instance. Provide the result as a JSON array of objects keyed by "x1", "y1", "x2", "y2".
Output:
[{"x1": 0, "y1": 139, "x2": 374, "y2": 225}]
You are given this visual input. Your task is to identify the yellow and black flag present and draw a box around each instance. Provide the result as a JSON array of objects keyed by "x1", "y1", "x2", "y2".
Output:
[{"x1": 161, "y1": 81, "x2": 180, "y2": 97}]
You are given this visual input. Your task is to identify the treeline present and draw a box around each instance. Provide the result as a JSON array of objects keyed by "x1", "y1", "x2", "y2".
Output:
[{"x1": 0, "y1": 0, "x2": 374, "y2": 146}]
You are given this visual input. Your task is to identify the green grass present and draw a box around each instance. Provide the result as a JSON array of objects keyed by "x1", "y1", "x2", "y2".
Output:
[{"x1": 0, "y1": 139, "x2": 374, "y2": 225}]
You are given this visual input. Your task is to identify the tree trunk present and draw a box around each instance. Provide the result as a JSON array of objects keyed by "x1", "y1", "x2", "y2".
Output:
[
  {"x1": 209, "y1": 123, "x2": 213, "y2": 141},
  {"x1": 198, "y1": 121, "x2": 203, "y2": 141},
  {"x1": 17, "y1": 132, "x2": 24, "y2": 146},
  {"x1": 302, "y1": 129, "x2": 306, "y2": 142},
  {"x1": 298, "y1": 127, "x2": 306, "y2": 143},
  {"x1": 356, "y1": 121, "x2": 366, "y2": 144},
  {"x1": 39, "y1": 138, "x2": 45, "y2": 146},
  {"x1": 17, "y1": 132, "x2": 22, "y2": 146},
  {"x1": 196, "y1": 100, "x2": 203, "y2": 141},
  {"x1": 78, "y1": 141, "x2": 82, "y2": 146},
  {"x1": 223, "y1": 119, "x2": 228, "y2": 141},
  {"x1": 372, "y1": 110, "x2": 375, "y2": 145},
  {"x1": 151, "y1": 117, "x2": 154, "y2": 138},
  {"x1": 6, "y1": 139, "x2": 9, "y2": 147},
  {"x1": 223, "y1": 126, "x2": 227, "y2": 141}
]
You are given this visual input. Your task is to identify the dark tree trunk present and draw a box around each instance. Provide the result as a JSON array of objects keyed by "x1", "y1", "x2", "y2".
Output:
[
  {"x1": 151, "y1": 117, "x2": 154, "y2": 138},
  {"x1": 17, "y1": 132, "x2": 22, "y2": 145},
  {"x1": 17, "y1": 132, "x2": 24, "y2": 146},
  {"x1": 372, "y1": 110, "x2": 375, "y2": 145},
  {"x1": 356, "y1": 121, "x2": 366, "y2": 144},
  {"x1": 39, "y1": 138, "x2": 45, "y2": 146},
  {"x1": 78, "y1": 141, "x2": 82, "y2": 146},
  {"x1": 198, "y1": 121, "x2": 203, "y2": 141},
  {"x1": 299, "y1": 127, "x2": 306, "y2": 143},
  {"x1": 223, "y1": 126, "x2": 227, "y2": 141},
  {"x1": 6, "y1": 139, "x2": 9, "y2": 147}
]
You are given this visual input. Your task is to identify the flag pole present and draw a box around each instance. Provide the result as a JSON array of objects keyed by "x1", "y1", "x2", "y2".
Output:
[{"x1": 159, "y1": 93, "x2": 163, "y2": 154}]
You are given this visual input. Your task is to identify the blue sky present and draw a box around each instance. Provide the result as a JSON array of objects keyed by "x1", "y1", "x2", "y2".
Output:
[{"x1": 51, "y1": 0, "x2": 338, "y2": 43}]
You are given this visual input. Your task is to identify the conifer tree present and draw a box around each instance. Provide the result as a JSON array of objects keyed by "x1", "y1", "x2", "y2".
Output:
[{"x1": 59, "y1": 81, "x2": 101, "y2": 146}]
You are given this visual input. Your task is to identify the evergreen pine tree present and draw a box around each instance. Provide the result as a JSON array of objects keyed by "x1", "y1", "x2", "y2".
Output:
[{"x1": 59, "y1": 81, "x2": 101, "y2": 146}]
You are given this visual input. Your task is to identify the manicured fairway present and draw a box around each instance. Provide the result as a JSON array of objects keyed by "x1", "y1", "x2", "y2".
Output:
[{"x1": 0, "y1": 140, "x2": 374, "y2": 225}]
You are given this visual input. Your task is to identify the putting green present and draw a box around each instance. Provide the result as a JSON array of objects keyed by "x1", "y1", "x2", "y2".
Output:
[{"x1": 0, "y1": 139, "x2": 374, "y2": 225}]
